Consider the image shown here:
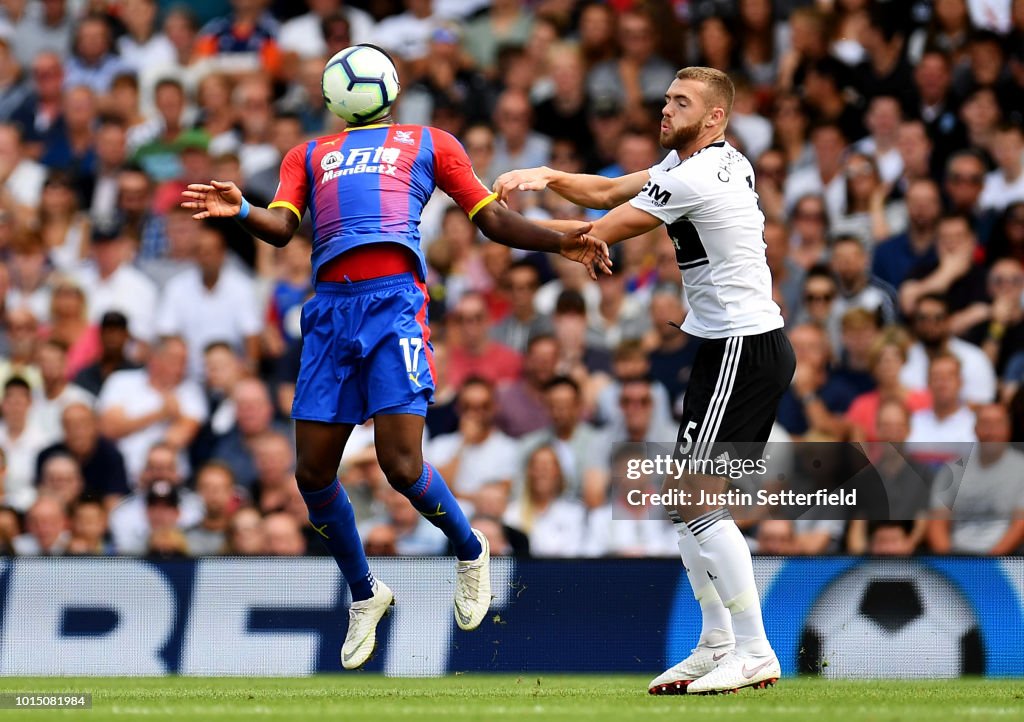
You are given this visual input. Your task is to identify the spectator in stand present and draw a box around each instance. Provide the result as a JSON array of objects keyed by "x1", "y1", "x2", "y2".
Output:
[
  {"x1": 893, "y1": 119, "x2": 936, "y2": 197},
  {"x1": 832, "y1": 308, "x2": 881, "y2": 396},
  {"x1": 908, "y1": 353, "x2": 977, "y2": 463},
  {"x1": 504, "y1": 445, "x2": 585, "y2": 557},
  {"x1": 107, "y1": 441, "x2": 203, "y2": 554},
  {"x1": 645, "y1": 287, "x2": 698, "y2": 414},
  {"x1": 866, "y1": 521, "x2": 917, "y2": 556},
  {"x1": 372, "y1": 0, "x2": 442, "y2": 77},
  {"x1": 776, "y1": 5, "x2": 830, "y2": 93},
  {"x1": 447, "y1": 291, "x2": 521, "y2": 389},
  {"x1": 41, "y1": 280, "x2": 95, "y2": 381},
  {"x1": 63, "y1": 14, "x2": 128, "y2": 95},
  {"x1": 988, "y1": 201, "x2": 1024, "y2": 267},
  {"x1": 72, "y1": 311, "x2": 138, "y2": 396},
  {"x1": 847, "y1": 400, "x2": 932, "y2": 554},
  {"x1": 519, "y1": 376, "x2": 603, "y2": 498},
  {"x1": 494, "y1": 334, "x2": 557, "y2": 438},
  {"x1": 260, "y1": 510, "x2": 303, "y2": 553},
  {"x1": 66, "y1": 498, "x2": 110, "y2": 555},
  {"x1": 75, "y1": 222, "x2": 158, "y2": 345},
  {"x1": 594, "y1": 339, "x2": 673, "y2": 431},
  {"x1": 928, "y1": 403, "x2": 1024, "y2": 554},
  {"x1": 0, "y1": 376, "x2": 48, "y2": 511},
  {"x1": 36, "y1": 401, "x2": 129, "y2": 508},
  {"x1": 777, "y1": 324, "x2": 858, "y2": 440},
  {"x1": 831, "y1": 153, "x2": 905, "y2": 249},
  {"x1": 846, "y1": 331, "x2": 933, "y2": 443},
  {"x1": 963, "y1": 259, "x2": 1024, "y2": 375},
  {"x1": 532, "y1": 43, "x2": 593, "y2": 155},
  {"x1": 185, "y1": 461, "x2": 237, "y2": 555},
  {"x1": 38, "y1": 170, "x2": 91, "y2": 271},
  {"x1": 30, "y1": 339, "x2": 93, "y2": 443},
  {"x1": 129, "y1": 79, "x2": 191, "y2": 182},
  {"x1": 900, "y1": 214, "x2": 988, "y2": 327},
  {"x1": 278, "y1": 0, "x2": 375, "y2": 58},
  {"x1": 12, "y1": 495, "x2": 68, "y2": 555},
  {"x1": 943, "y1": 149, "x2": 998, "y2": 245},
  {"x1": 801, "y1": 58, "x2": 865, "y2": 144},
  {"x1": 363, "y1": 485, "x2": 446, "y2": 556},
  {"x1": 789, "y1": 194, "x2": 831, "y2": 271},
  {"x1": 830, "y1": 236, "x2": 898, "y2": 326},
  {"x1": 900, "y1": 294, "x2": 996, "y2": 405},
  {"x1": 979, "y1": 123, "x2": 1024, "y2": 212},
  {"x1": 226, "y1": 506, "x2": 265, "y2": 555},
  {"x1": 116, "y1": 0, "x2": 175, "y2": 74},
  {"x1": 428, "y1": 377, "x2": 519, "y2": 502},
  {"x1": 0, "y1": 309, "x2": 42, "y2": 389},
  {"x1": 462, "y1": 0, "x2": 533, "y2": 74},
  {"x1": 490, "y1": 260, "x2": 552, "y2": 354},
  {"x1": 249, "y1": 431, "x2": 297, "y2": 516},
  {"x1": 490, "y1": 89, "x2": 551, "y2": 180},
  {"x1": 96, "y1": 336, "x2": 207, "y2": 482},
  {"x1": 764, "y1": 218, "x2": 804, "y2": 320},
  {"x1": 873, "y1": 179, "x2": 942, "y2": 290},
  {"x1": 209, "y1": 378, "x2": 286, "y2": 489},
  {"x1": 155, "y1": 221, "x2": 262, "y2": 377},
  {"x1": 784, "y1": 123, "x2": 848, "y2": 224},
  {"x1": 472, "y1": 480, "x2": 529, "y2": 556},
  {"x1": 194, "y1": 0, "x2": 284, "y2": 77},
  {"x1": 852, "y1": 3, "x2": 915, "y2": 101},
  {"x1": 10, "y1": 51, "x2": 64, "y2": 162},
  {"x1": 34, "y1": 451, "x2": 81, "y2": 504},
  {"x1": 7, "y1": 234, "x2": 51, "y2": 322}
]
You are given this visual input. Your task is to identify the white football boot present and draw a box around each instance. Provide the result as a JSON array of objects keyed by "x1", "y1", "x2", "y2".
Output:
[
  {"x1": 648, "y1": 628, "x2": 734, "y2": 695},
  {"x1": 454, "y1": 529, "x2": 491, "y2": 631},
  {"x1": 686, "y1": 643, "x2": 781, "y2": 695},
  {"x1": 341, "y1": 579, "x2": 394, "y2": 670}
]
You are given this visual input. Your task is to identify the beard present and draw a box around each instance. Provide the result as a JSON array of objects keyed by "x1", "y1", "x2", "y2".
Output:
[{"x1": 660, "y1": 116, "x2": 704, "y2": 150}]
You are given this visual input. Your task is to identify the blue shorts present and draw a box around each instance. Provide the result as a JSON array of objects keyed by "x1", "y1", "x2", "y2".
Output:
[{"x1": 291, "y1": 273, "x2": 435, "y2": 425}]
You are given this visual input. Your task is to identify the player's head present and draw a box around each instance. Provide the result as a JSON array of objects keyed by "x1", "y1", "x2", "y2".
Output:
[{"x1": 660, "y1": 67, "x2": 734, "y2": 150}]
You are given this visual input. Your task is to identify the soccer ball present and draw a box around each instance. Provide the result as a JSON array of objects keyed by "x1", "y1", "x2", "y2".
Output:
[
  {"x1": 798, "y1": 561, "x2": 983, "y2": 678},
  {"x1": 322, "y1": 45, "x2": 401, "y2": 124}
]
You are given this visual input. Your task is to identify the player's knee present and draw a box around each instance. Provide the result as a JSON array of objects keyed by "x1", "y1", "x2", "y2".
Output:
[
  {"x1": 378, "y1": 450, "x2": 423, "y2": 491},
  {"x1": 294, "y1": 460, "x2": 334, "y2": 493}
]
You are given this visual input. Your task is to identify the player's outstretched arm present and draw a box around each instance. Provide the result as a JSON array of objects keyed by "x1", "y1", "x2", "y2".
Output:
[
  {"x1": 473, "y1": 202, "x2": 612, "y2": 280},
  {"x1": 181, "y1": 181, "x2": 299, "y2": 247},
  {"x1": 493, "y1": 167, "x2": 650, "y2": 210},
  {"x1": 589, "y1": 202, "x2": 665, "y2": 245}
]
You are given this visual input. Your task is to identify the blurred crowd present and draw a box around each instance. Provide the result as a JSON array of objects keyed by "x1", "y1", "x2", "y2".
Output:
[{"x1": 0, "y1": 0, "x2": 1022, "y2": 560}]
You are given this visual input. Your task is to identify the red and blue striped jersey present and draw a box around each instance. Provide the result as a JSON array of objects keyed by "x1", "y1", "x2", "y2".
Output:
[{"x1": 270, "y1": 124, "x2": 497, "y2": 282}]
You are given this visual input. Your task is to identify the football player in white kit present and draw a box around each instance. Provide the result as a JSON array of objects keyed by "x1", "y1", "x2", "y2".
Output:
[{"x1": 495, "y1": 67, "x2": 796, "y2": 695}]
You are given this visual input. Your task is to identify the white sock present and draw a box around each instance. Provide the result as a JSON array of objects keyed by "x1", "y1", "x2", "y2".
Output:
[
  {"x1": 673, "y1": 520, "x2": 733, "y2": 647},
  {"x1": 688, "y1": 510, "x2": 771, "y2": 657}
]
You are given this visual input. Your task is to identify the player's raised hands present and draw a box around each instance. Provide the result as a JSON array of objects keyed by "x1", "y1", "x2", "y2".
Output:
[
  {"x1": 181, "y1": 180, "x2": 243, "y2": 220},
  {"x1": 557, "y1": 222, "x2": 613, "y2": 280},
  {"x1": 493, "y1": 166, "x2": 553, "y2": 203}
]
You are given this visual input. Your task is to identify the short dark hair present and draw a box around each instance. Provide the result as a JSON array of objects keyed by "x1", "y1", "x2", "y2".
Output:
[
  {"x1": 3, "y1": 376, "x2": 31, "y2": 395},
  {"x1": 543, "y1": 375, "x2": 580, "y2": 396}
]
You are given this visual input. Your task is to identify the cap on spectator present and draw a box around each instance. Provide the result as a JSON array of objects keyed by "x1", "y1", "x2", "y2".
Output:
[
  {"x1": 174, "y1": 129, "x2": 210, "y2": 153},
  {"x1": 146, "y1": 480, "x2": 180, "y2": 508},
  {"x1": 432, "y1": 25, "x2": 460, "y2": 44},
  {"x1": 589, "y1": 97, "x2": 622, "y2": 118},
  {"x1": 91, "y1": 222, "x2": 123, "y2": 244},
  {"x1": 100, "y1": 311, "x2": 129, "y2": 330}
]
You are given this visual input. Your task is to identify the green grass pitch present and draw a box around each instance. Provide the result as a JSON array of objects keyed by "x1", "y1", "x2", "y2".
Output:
[{"x1": 0, "y1": 676, "x2": 1021, "y2": 721}]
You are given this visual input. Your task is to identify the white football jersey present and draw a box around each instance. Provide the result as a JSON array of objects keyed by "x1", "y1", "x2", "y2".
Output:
[{"x1": 629, "y1": 141, "x2": 783, "y2": 339}]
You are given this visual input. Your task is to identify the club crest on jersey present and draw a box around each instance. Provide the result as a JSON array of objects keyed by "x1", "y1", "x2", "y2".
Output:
[
  {"x1": 321, "y1": 146, "x2": 402, "y2": 183},
  {"x1": 394, "y1": 130, "x2": 416, "y2": 145},
  {"x1": 320, "y1": 151, "x2": 343, "y2": 171}
]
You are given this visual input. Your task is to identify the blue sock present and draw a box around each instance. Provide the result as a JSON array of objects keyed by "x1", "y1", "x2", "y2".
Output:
[
  {"x1": 301, "y1": 479, "x2": 375, "y2": 602},
  {"x1": 401, "y1": 463, "x2": 481, "y2": 561}
]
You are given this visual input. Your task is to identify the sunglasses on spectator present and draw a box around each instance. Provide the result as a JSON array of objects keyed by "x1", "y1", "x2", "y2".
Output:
[
  {"x1": 804, "y1": 292, "x2": 834, "y2": 303},
  {"x1": 915, "y1": 312, "x2": 947, "y2": 322},
  {"x1": 948, "y1": 173, "x2": 984, "y2": 185},
  {"x1": 992, "y1": 274, "x2": 1024, "y2": 287},
  {"x1": 620, "y1": 395, "x2": 652, "y2": 407}
]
